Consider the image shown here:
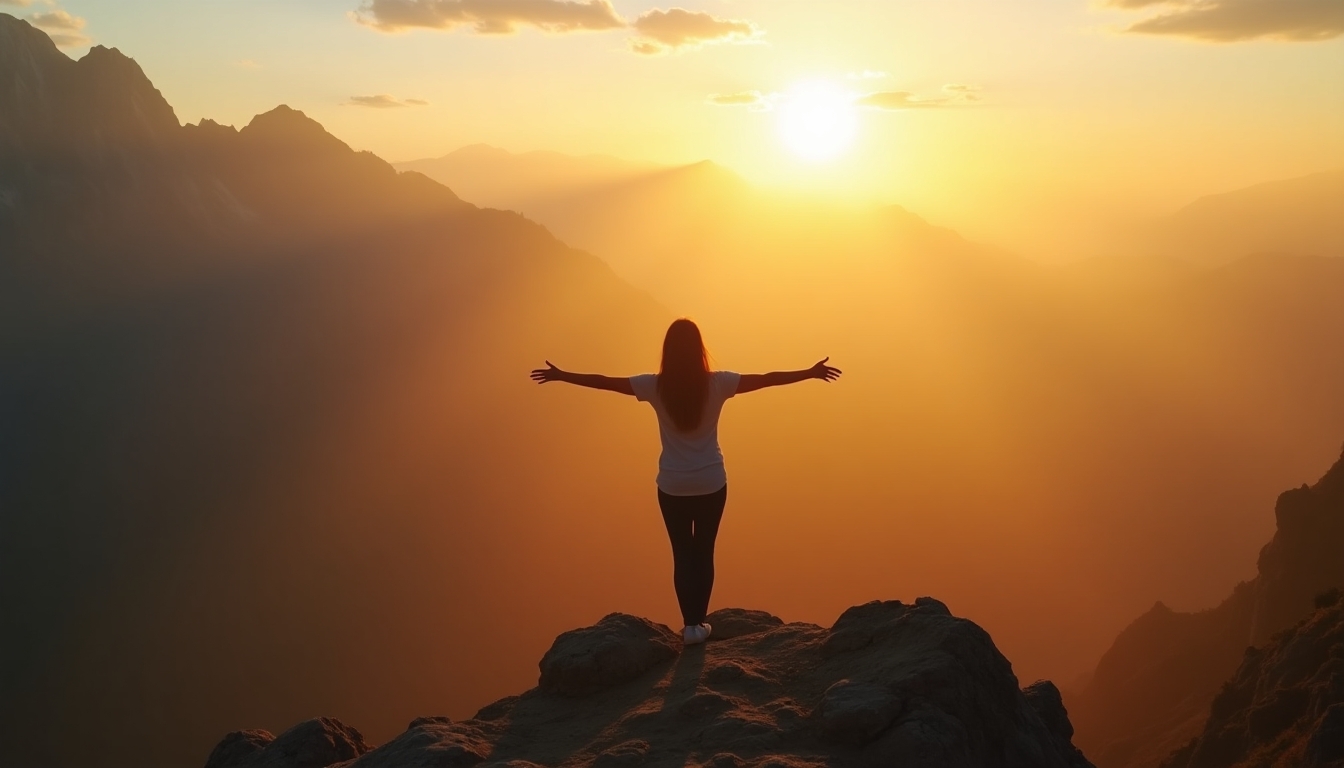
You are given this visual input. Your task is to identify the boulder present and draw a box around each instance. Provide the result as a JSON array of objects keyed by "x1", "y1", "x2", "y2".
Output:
[
  {"x1": 815, "y1": 679, "x2": 902, "y2": 744},
  {"x1": 204, "y1": 718, "x2": 368, "y2": 768},
  {"x1": 538, "y1": 613, "x2": 679, "y2": 696},
  {"x1": 705, "y1": 608, "x2": 784, "y2": 640},
  {"x1": 345, "y1": 719, "x2": 490, "y2": 768},
  {"x1": 204, "y1": 730, "x2": 274, "y2": 768}
]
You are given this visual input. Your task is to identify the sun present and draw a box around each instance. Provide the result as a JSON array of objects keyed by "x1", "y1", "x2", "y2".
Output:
[{"x1": 777, "y1": 80, "x2": 859, "y2": 162}]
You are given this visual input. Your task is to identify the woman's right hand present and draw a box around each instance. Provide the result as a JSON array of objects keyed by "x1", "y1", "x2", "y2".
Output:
[
  {"x1": 530, "y1": 361, "x2": 565, "y2": 384},
  {"x1": 810, "y1": 357, "x2": 842, "y2": 382}
]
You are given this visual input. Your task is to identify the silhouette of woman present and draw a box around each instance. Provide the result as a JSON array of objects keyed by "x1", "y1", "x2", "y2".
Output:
[{"x1": 531, "y1": 319, "x2": 841, "y2": 646}]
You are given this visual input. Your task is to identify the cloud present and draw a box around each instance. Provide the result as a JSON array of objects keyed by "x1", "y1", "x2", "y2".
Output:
[
  {"x1": 353, "y1": 0, "x2": 624, "y2": 34},
  {"x1": 856, "y1": 84, "x2": 981, "y2": 110},
  {"x1": 346, "y1": 94, "x2": 430, "y2": 108},
  {"x1": 352, "y1": 1, "x2": 765, "y2": 55},
  {"x1": 0, "y1": 0, "x2": 34, "y2": 7},
  {"x1": 1107, "y1": 0, "x2": 1344, "y2": 42},
  {"x1": 28, "y1": 9, "x2": 91, "y2": 48},
  {"x1": 236, "y1": 59, "x2": 263, "y2": 70},
  {"x1": 629, "y1": 8, "x2": 759, "y2": 54},
  {"x1": 706, "y1": 90, "x2": 767, "y2": 109},
  {"x1": 942, "y1": 84, "x2": 982, "y2": 100}
]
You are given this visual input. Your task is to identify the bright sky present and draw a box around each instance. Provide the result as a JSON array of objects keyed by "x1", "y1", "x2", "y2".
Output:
[{"x1": 23, "y1": 0, "x2": 1344, "y2": 259}]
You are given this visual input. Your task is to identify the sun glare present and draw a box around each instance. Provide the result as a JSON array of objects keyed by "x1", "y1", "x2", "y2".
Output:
[{"x1": 777, "y1": 80, "x2": 859, "y2": 162}]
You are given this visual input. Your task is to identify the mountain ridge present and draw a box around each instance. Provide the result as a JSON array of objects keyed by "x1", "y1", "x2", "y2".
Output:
[{"x1": 1141, "y1": 169, "x2": 1344, "y2": 267}]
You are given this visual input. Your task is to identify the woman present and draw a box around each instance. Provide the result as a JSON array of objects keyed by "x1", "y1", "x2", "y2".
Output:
[{"x1": 530, "y1": 319, "x2": 841, "y2": 646}]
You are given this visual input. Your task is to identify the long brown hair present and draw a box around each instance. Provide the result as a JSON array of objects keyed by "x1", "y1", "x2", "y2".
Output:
[{"x1": 657, "y1": 319, "x2": 711, "y2": 432}]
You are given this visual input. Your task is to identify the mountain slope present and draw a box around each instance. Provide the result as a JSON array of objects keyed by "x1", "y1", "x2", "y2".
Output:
[
  {"x1": 1070, "y1": 445, "x2": 1344, "y2": 768},
  {"x1": 1142, "y1": 170, "x2": 1344, "y2": 267},
  {"x1": 1161, "y1": 591, "x2": 1344, "y2": 768}
]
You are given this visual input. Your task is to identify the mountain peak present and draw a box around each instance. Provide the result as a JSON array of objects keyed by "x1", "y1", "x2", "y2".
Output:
[
  {"x1": 240, "y1": 105, "x2": 353, "y2": 157},
  {"x1": 0, "y1": 11, "x2": 65, "y2": 60},
  {"x1": 446, "y1": 142, "x2": 511, "y2": 158},
  {"x1": 71, "y1": 42, "x2": 180, "y2": 135},
  {"x1": 0, "y1": 13, "x2": 73, "y2": 131}
]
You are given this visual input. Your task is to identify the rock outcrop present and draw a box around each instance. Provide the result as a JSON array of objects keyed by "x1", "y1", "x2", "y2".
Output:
[
  {"x1": 206, "y1": 600, "x2": 1095, "y2": 768},
  {"x1": 204, "y1": 718, "x2": 370, "y2": 768},
  {"x1": 1160, "y1": 590, "x2": 1344, "y2": 768},
  {"x1": 1072, "y1": 446, "x2": 1344, "y2": 768}
]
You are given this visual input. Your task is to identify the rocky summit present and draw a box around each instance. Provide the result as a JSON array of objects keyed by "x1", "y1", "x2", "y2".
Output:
[{"x1": 205, "y1": 599, "x2": 1094, "y2": 768}]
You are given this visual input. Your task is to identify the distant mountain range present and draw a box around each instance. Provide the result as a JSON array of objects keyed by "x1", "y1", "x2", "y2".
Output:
[
  {"x1": 401, "y1": 146, "x2": 1344, "y2": 285},
  {"x1": 1140, "y1": 170, "x2": 1344, "y2": 268},
  {"x1": 396, "y1": 143, "x2": 655, "y2": 213}
]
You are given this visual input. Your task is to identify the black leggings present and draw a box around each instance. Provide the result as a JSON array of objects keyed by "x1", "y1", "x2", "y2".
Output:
[{"x1": 657, "y1": 484, "x2": 727, "y2": 627}]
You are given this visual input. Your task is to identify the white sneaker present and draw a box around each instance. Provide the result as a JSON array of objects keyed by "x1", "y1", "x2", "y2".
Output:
[{"x1": 682, "y1": 623, "x2": 712, "y2": 646}]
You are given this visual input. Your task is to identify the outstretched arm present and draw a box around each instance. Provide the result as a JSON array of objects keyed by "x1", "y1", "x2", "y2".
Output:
[
  {"x1": 530, "y1": 362, "x2": 635, "y2": 396},
  {"x1": 736, "y1": 358, "x2": 842, "y2": 395}
]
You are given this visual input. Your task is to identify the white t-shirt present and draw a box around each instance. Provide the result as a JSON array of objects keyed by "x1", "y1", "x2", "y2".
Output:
[{"x1": 629, "y1": 371, "x2": 742, "y2": 496}]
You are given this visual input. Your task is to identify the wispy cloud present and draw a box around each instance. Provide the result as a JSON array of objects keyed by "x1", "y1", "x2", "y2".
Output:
[
  {"x1": 235, "y1": 59, "x2": 263, "y2": 70},
  {"x1": 629, "y1": 8, "x2": 759, "y2": 54},
  {"x1": 0, "y1": 0, "x2": 35, "y2": 7},
  {"x1": 857, "y1": 84, "x2": 982, "y2": 110},
  {"x1": 706, "y1": 90, "x2": 770, "y2": 111},
  {"x1": 353, "y1": 0, "x2": 624, "y2": 34},
  {"x1": 1105, "y1": 0, "x2": 1344, "y2": 42},
  {"x1": 346, "y1": 94, "x2": 430, "y2": 108},
  {"x1": 28, "y1": 8, "x2": 91, "y2": 48},
  {"x1": 352, "y1": 1, "x2": 765, "y2": 55}
]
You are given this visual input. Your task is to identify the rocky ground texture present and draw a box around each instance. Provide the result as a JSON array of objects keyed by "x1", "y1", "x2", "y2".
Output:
[{"x1": 205, "y1": 599, "x2": 1093, "y2": 768}]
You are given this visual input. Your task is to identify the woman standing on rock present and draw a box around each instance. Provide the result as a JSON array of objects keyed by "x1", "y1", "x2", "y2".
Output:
[{"x1": 530, "y1": 319, "x2": 841, "y2": 646}]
